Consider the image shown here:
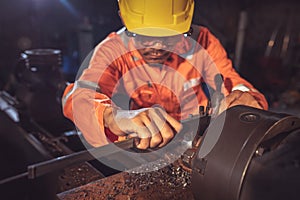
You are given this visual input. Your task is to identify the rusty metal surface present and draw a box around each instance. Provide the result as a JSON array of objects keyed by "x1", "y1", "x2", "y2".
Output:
[
  {"x1": 57, "y1": 162, "x2": 104, "y2": 193},
  {"x1": 57, "y1": 163, "x2": 195, "y2": 200}
]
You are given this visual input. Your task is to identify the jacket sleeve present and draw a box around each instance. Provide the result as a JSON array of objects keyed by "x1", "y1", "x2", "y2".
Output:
[
  {"x1": 62, "y1": 34, "x2": 124, "y2": 147},
  {"x1": 198, "y1": 27, "x2": 268, "y2": 110}
]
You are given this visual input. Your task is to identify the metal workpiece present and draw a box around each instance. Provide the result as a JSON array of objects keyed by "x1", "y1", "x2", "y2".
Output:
[
  {"x1": 58, "y1": 163, "x2": 195, "y2": 200},
  {"x1": 2, "y1": 99, "x2": 300, "y2": 200},
  {"x1": 26, "y1": 109, "x2": 211, "y2": 179},
  {"x1": 191, "y1": 105, "x2": 300, "y2": 200},
  {"x1": 27, "y1": 138, "x2": 136, "y2": 179}
]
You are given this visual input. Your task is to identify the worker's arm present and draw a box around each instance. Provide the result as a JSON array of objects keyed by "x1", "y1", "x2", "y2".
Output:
[
  {"x1": 199, "y1": 27, "x2": 268, "y2": 111},
  {"x1": 62, "y1": 33, "x2": 125, "y2": 147}
]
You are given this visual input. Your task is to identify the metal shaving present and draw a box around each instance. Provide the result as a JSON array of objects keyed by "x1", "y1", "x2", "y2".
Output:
[
  {"x1": 126, "y1": 152, "x2": 180, "y2": 173},
  {"x1": 126, "y1": 162, "x2": 191, "y2": 190}
]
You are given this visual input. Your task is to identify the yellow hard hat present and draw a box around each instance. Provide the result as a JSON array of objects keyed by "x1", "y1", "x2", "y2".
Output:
[{"x1": 118, "y1": 0, "x2": 194, "y2": 37}]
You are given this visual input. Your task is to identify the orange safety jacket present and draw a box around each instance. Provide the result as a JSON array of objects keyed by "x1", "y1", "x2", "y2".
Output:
[{"x1": 62, "y1": 25, "x2": 268, "y2": 147}]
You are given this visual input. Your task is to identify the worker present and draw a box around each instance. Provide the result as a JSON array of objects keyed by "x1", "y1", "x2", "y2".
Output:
[{"x1": 62, "y1": 0, "x2": 268, "y2": 150}]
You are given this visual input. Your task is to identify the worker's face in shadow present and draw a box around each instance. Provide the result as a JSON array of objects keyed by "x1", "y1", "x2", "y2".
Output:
[{"x1": 134, "y1": 34, "x2": 182, "y2": 65}]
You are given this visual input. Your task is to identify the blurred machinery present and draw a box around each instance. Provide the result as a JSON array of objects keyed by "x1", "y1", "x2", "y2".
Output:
[
  {"x1": 0, "y1": 49, "x2": 106, "y2": 199},
  {"x1": 5, "y1": 48, "x2": 73, "y2": 133}
]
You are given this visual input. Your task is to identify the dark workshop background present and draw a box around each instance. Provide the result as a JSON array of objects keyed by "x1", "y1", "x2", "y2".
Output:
[{"x1": 0, "y1": 0, "x2": 300, "y2": 114}]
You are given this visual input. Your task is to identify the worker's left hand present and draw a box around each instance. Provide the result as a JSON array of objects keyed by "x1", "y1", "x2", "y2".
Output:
[{"x1": 218, "y1": 90, "x2": 263, "y2": 114}]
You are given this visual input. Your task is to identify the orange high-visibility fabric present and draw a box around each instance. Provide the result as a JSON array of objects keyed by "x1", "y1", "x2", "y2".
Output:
[{"x1": 62, "y1": 26, "x2": 268, "y2": 147}]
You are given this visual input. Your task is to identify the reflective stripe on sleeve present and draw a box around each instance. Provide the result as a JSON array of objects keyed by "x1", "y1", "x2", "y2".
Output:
[
  {"x1": 183, "y1": 77, "x2": 201, "y2": 91},
  {"x1": 62, "y1": 80, "x2": 102, "y2": 107}
]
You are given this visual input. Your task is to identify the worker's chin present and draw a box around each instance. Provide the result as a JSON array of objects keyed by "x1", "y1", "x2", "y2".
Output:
[
  {"x1": 139, "y1": 49, "x2": 171, "y2": 66},
  {"x1": 142, "y1": 54, "x2": 171, "y2": 66},
  {"x1": 144, "y1": 58, "x2": 166, "y2": 65}
]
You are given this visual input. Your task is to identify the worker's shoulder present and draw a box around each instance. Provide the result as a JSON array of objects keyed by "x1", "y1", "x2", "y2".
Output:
[
  {"x1": 95, "y1": 29, "x2": 126, "y2": 50},
  {"x1": 191, "y1": 24, "x2": 213, "y2": 37},
  {"x1": 190, "y1": 24, "x2": 220, "y2": 48},
  {"x1": 98, "y1": 29, "x2": 122, "y2": 45}
]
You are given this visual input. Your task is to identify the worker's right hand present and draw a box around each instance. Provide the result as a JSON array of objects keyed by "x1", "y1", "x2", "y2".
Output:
[
  {"x1": 217, "y1": 90, "x2": 263, "y2": 115},
  {"x1": 103, "y1": 106, "x2": 182, "y2": 150}
]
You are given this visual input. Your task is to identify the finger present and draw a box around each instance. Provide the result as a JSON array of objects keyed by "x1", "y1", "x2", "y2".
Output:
[
  {"x1": 158, "y1": 124, "x2": 174, "y2": 147},
  {"x1": 150, "y1": 133, "x2": 163, "y2": 148},
  {"x1": 230, "y1": 92, "x2": 262, "y2": 109},
  {"x1": 147, "y1": 109, "x2": 165, "y2": 134},
  {"x1": 139, "y1": 111, "x2": 162, "y2": 148},
  {"x1": 239, "y1": 92, "x2": 262, "y2": 108},
  {"x1": 216, "y1": 90, "x2": 245, "y2": 115},
  {"x1": 127, "y1": 132, "x2": 138, "y2": 138},
  {"x1": 137, "y1": 138, "x2": 150, "y2": 150},
  {"x1": 155, "y1": 107, "x2": 182, "y2": 133},
  {"x1": 147, "y1": 108, "x2": 175, "y2": 147},
  {"x1": 132, "y1": 113, "x2": 152, "y2": 139},
  {"x1": 131, "y1": 112, "x2": 152, "y2": 149},
  {"x1": 134, "y1": 137, "x2": 140, "y2": 147},
  {"x1": 141, "y1": 110, "x2": 161, "y2": 136},
  {"x1": 225, "y1": 90, "x2": 244, "y2": 107}
]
